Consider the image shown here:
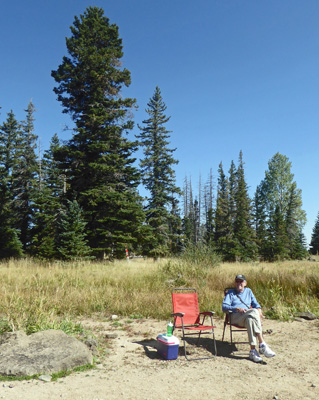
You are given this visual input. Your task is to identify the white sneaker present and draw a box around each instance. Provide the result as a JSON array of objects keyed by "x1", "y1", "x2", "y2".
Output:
[
  {"x1": 259, "y1": 343, "x2": 276, "y2": 358},
  {"x1": 249, "y1": 349, "x2": 263, "y2": 363}
]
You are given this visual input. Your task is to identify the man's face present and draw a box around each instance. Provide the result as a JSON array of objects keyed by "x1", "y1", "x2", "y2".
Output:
[{"x1": 235, "y1": 279, "x2": 247, "y2": 293}]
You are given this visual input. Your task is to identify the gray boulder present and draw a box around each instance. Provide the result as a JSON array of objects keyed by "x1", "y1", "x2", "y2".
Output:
[
  {"x1": 0, "y1": 329, "x2": 93, "y2": 376},
  {"x1": 294, "y1": 312, "x2": 317, "y2": 320}
]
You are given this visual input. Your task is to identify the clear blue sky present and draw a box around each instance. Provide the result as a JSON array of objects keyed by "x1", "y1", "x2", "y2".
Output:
[{"x1": 1, "y1": 0, "x2": 318, "y2": 245}]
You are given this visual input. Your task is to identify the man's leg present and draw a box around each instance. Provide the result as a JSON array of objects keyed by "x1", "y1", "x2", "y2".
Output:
[
  {"x1": 231, "y1": 308, "x2": 261, "y2": 347},
  {"x1": 243, "y1": 309, "x2": 262, "y2": 348},
  {"x1": 231, "y1": 309, "x2": 263, "y2": 362}
]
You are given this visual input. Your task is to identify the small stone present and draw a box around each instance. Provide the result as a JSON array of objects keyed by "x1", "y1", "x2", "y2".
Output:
[
  {"x1": 85, "y1": 338, "x2": 98, "y2": 348},
  {"x1": 38, "y1": 375, "x2": 52, "y2": 382},
  {"x1": 105, "y1": 333, "x2": 118, "y2": 339},
  {"x1": 311, "y1": 383, "x2": 316, "y2": 387},
  {"x1": 111, "y1": 315, "x2": 118, "y2": 320}
]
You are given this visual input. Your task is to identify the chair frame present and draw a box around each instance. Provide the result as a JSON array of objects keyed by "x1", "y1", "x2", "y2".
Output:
[
  {"x1": 171, "y1": 288, "x2": 217, "y2": 361},
  {"x1": 222, "y1": 287, "x2": 249, "y2": 345}
]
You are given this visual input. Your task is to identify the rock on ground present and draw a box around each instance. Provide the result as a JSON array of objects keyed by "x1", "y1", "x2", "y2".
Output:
[{"x1": 0, "y1": 329, "x2": 93, "y2": 376}]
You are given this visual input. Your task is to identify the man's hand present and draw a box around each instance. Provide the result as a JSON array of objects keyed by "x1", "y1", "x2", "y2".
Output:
[{"x1": 236, "y1": 307, "x2": 247, "y2": 314}]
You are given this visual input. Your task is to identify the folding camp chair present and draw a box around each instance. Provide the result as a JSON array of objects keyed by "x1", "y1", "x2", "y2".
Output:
[
  {"x1": 171, "y1": 288, "x2": 217, "y2": 360},
  {"x1": 222, "y1": 287, "x2": 249, "y2": 345}
]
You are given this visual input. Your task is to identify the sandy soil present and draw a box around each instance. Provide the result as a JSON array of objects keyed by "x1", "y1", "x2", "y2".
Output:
[{"x1": 0, "y1": 315, "x2": 318, "y2": 400}]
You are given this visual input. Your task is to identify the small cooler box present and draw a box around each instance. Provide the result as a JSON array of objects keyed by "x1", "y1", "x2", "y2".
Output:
[{"x1": 156, "y1": 334, "x2": 179, "y2": 360}]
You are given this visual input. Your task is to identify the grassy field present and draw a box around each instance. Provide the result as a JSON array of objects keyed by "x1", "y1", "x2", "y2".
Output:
[{"x1": 0, "y1": 256, "x2": 318, "y2": 335}]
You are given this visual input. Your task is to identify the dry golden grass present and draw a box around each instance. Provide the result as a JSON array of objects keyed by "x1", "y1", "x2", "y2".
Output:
[{"x1": 0, "y1": 257, "x2": 318, "y2": 334}]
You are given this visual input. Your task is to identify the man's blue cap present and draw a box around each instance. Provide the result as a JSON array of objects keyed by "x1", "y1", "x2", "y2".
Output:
[{"x1": 235, "y1": 274, "x2": 246, "y2": 281}]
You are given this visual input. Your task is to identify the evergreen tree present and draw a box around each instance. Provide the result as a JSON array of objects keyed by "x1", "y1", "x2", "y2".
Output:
[
  {"x1": 12, "y1": 101, "x2": 38, "y2": 250},
  {"x1": 233, "y1": 151, "x2": 257, "y2": 261},
  {"x1": 256, "y1": 153, "x2": 306, "y2": 260},
  {"x1": 168, "y1": 196, "x2": 183, "y2": 254},
  {"x1": 137, "y1": 86, "x2": 181, "y2": 257},
  {"x1": 56, "y1": 200, "x2": 91, "y2": 260},
  {"x1": 214, "y1": 162, "x2": 233, "y2": 259},
  {"x1": 269, "y1": 205, "x2": 290, "y2": 260},
  {"x1": 51, "y1": 7, "x2": 145, "y2": 258},
  {"x1": 310, "y1": 212, "x2": 319, "y2": 255},
  {"x1": 0, "y1": 226, "x2": 24, "y2": 259},
  {"x1": 228, "y1": 160, "x2": 237, "y2": 231},
  {"x1": 285, "y1": 182, "x2": 307, "y2": 259},
  {"x1": 203, "y1": 170, "x2": 215, "y2": 246},
  {"x1": 253, "y1": 185, "x2": 269, "y2": 259},
  {"x1": 30, "y1": 134, "x2": 65, "y2": 259},
  {"x1": 0, "y1": 111, "x2": 24, "y2": 258},
  {"x1": 290, "y1": 232, "x2": 308, "y2": 260}
]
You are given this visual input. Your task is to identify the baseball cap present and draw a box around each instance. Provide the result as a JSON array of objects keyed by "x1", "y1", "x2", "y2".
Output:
[{"x1": 235, "y1": 274, "x2": 246, "y2": 281}]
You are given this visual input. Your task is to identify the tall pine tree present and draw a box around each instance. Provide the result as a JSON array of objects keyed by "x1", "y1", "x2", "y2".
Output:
[
  {"x1": 12, "y1": 101, "x2": 38, "y2": 250},
  {"x1": 137, "y1": 86, "x2": 181, "y2": 257},
  {"x1": 233, "y1": 151, "x2": 257, "y2": 261},
  {"x1": 51, "y1": 7, "x2": 145, "y2": 259},
  {"x1": 0, "y1": 111, "x2": 23, "y2": 258}
]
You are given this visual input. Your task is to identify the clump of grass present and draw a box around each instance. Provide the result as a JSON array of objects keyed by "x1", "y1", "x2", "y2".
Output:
[
  {"x1": 51, "y1": 364, "x2": 95, "y2": 381},
  {"x1": 24, "y1": 316, "x2": 85, "y2": 336},
  {"x1": 0, "y1": 364, "x2": 95, "y2": 382}
]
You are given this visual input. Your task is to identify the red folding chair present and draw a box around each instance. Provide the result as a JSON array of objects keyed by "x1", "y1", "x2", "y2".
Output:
[
  {"x1": 222, "y1": 287, "x2": 249, "y2": 345},
  {"x1": 171, "y1": 288, "x2": 217, "y2": 360}
]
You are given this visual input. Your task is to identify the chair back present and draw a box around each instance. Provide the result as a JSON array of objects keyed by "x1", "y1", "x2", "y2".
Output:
[{"x1": 172, "y1": 288, "x2": 200, "y2": 326}]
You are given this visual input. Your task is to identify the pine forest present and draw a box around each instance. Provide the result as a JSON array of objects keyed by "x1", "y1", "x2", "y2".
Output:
[{"x1": 0, "y1": 7, "x2": 316, "y2": 262}]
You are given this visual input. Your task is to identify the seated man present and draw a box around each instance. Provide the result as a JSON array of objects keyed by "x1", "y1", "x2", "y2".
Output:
[{"x1": 222, "y1": 274, "x2": 276, "y2": 362}]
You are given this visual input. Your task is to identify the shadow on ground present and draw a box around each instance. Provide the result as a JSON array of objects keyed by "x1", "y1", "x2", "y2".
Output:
[{"x1": 134, "y1": 336, "x2": 264, "y2": 363}]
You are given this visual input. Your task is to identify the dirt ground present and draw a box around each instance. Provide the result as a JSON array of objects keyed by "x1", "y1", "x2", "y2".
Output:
[{"x1": 0, "y1": 315, "x2": 318, "y2": 400}]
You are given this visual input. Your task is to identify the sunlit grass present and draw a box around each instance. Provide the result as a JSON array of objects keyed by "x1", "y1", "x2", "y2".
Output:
[{"x1": 0, "y1": 257, "x2": 318, "y2": 334}]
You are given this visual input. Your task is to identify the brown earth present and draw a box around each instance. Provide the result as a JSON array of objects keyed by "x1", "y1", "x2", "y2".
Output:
[{"x1": 0, "y1": 316, "x2": 318, "y2": 400}]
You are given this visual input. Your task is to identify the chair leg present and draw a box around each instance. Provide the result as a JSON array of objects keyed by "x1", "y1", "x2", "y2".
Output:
[
  {"x1": 181, "y1": 328, "x2": 194, "y2": 361},
  {"x1": 182, "y1": 336, "x2": 188, "y2": 360},
  {"x1": 212, "y1": 330, "x2": 217, "y2": 356},
  {"x1": 229, "y1": 315, "x2": 233, "y2": 345},
  {"x1": 196, "y1": 331, "x2": 202, "y2": 345}
]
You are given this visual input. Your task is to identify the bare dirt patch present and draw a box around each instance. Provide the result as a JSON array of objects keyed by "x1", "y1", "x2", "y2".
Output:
[{"x1": 0, "y1": 316, "x2": 318, "y2": 400}]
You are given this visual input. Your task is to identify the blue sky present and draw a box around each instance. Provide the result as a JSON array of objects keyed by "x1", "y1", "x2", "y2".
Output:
[{"x1": 1, "y1": 0, "x2": 318, "y2": 245}]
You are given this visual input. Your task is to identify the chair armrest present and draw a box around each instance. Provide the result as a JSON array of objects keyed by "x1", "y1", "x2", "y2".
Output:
[
  {"x1": 199, "y1": 311, "x2": 215, "y2": 316},
  {"x1": 171, "y1": 312, "x2": 184, "y2": 318}
]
